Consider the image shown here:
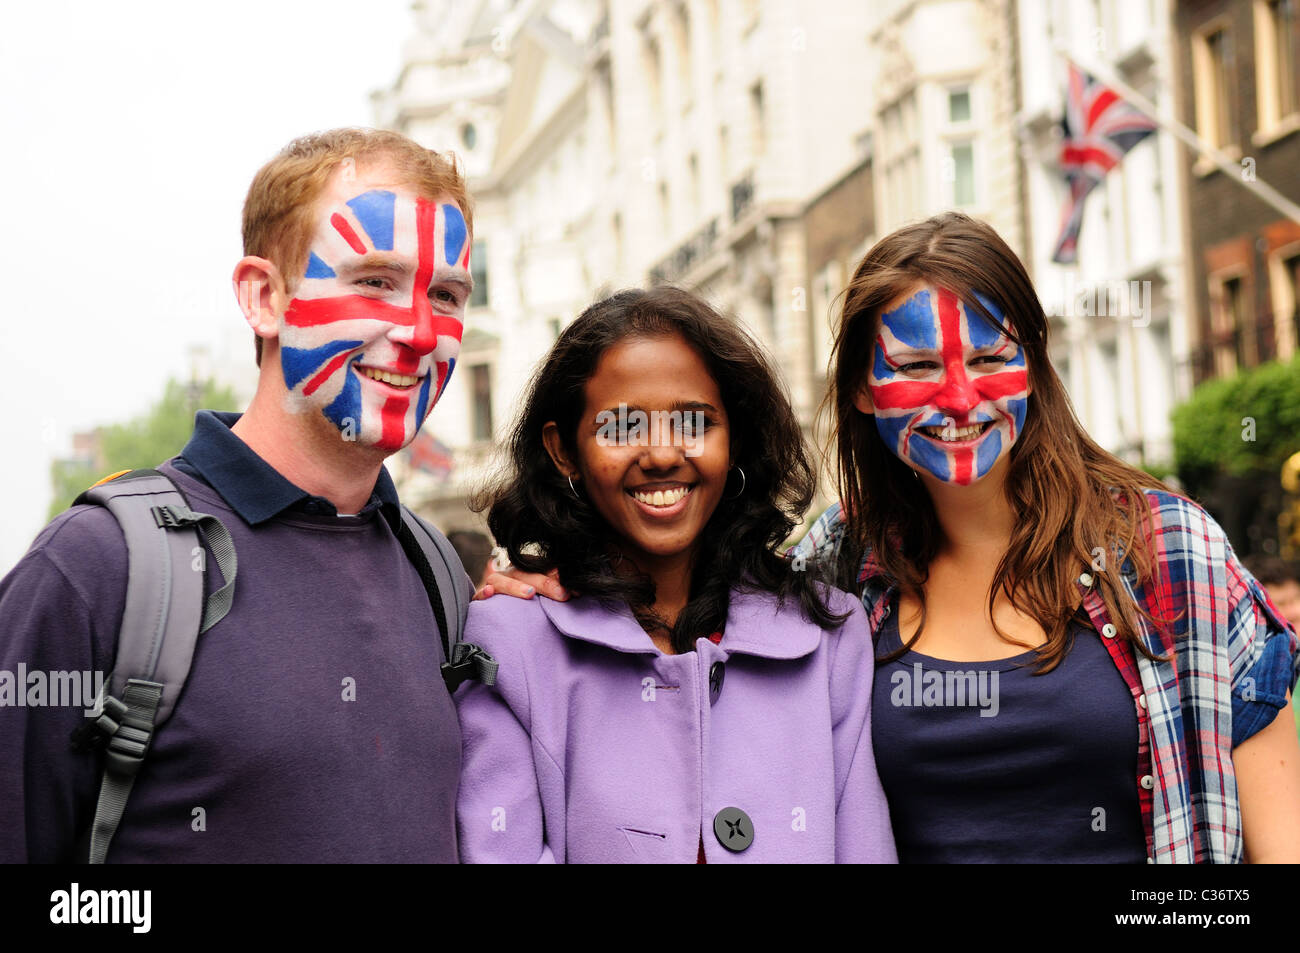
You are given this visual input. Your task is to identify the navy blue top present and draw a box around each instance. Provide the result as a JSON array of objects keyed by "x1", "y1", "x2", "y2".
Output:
[
  {"x1": 872, "y1": 609, "x2": 1147, "y2": 863},
  {"x1": 0, "y1": 411, "x2": 462, "y2": 862}
]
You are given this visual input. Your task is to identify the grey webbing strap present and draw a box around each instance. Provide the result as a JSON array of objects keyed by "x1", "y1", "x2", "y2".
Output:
[
  {"x1": 75, "y1": 469, "x2": 237, "y2": 863},
  {"x1": 399, "y1": 507, "x2": 496, "y2": 687},
  {"x1": 152, "y1": 504, "x2": 237, "y2": 633},
  {"x1": 83, "y1": 473, "x2": 222, "y2": 728},
  {"x1": 87, "y1": 679, "x2": 163, "y2": 865}
]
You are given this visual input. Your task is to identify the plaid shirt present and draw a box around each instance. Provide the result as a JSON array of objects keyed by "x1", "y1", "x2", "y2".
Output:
[{"x1": 792, "y1": 490, "x2": 1299, "y2": 863}]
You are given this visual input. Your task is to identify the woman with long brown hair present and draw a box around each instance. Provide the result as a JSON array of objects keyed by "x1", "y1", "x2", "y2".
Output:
[{"x1": 794, "y1": 210, "x2": 1300, "y2": 862}]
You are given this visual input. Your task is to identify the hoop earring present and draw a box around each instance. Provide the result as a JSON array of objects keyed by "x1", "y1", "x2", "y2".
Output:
[
  {"x1": 567, "y1": 473, "x2": 581, "y2": 500},
  {"x1": 726, "y1": 465, "x2": 746, "y2": 500}
]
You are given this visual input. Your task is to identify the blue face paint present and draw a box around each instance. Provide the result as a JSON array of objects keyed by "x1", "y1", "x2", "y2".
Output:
[{"x1": 868, "y1": 285, "x2": 1031, "y2": 486}]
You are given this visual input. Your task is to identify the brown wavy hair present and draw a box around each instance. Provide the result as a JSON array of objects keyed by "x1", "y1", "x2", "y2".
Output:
[{"x1": 825, "y1": 211, "x2": 1173, "y2": 670}]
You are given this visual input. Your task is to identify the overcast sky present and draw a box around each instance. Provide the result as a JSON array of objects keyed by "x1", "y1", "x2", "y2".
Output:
[{"x1": 0, "y1": 0, "x2": 415, "y2": 572}]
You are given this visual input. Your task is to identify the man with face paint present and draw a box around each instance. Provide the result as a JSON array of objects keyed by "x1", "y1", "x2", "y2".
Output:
[{"x1": 0, "y1": 129, "x2": 475, "y2": 863}]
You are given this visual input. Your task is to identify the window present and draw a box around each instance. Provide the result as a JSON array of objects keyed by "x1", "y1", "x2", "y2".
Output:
[
  {"x1": 810, "y1": 262, "x2": 842, "y2": 376},
  {"x1": 750, "y1": 82, "x2": 766, "y2": 157},
  {"x1": 461, "y1": 123, "x2": 477, "y2": 151},
  {"x1": 1288, "y1": 253, "x2": 1300, "y2": 352},
  {"x1": 1194, "y1": 26, "x2": 1236, "y2": 149},
  {"x1": 950, "y1": 142, "x2": 976, "y2": 206},
  {"x1": 879, "y1": 91, "x2": 922, "y2": 228},
  {"x1": 1211, "y1": 273, "x2": 1250, "y2": 375},
  {"x1": 470, "y1": 364, "x2": 493, "y2": 442},
  {"x1": 644, "y1": 35, "x2": 663, "y2": 119},
  {"x1": 672, "y1": 3, "x2": 692, "y2": 99},
  {"x1": 688, "y1": 153, "x2": 700, "y2": 209},
  {"x1": 1256, "y1": 0, "x2": 1299, "y2": 132},
  {"x1": 1273, "y1": 0, "x2": 1298, "y2": 115},
  {"x1": 948, "y1": 89, "x2": 972, "y2": 123},
  {"x1": 469, "y1": 241, "x2": 488, "y2": 309},
  {"x1": 941, "y1": 84, "x2": 976, "y2": 208},
  {"x1": 612, "y1": 213, "x2": 624, "y2": 272},
  {"x1": 1271, "y1": 249, "x2": 1300, "y2": 357}
]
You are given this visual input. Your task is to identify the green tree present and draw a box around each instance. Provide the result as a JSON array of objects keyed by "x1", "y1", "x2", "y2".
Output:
[
  {"x1": 48, "y1": 378, "x2": 240, "y2": 518},
  {"x1": 1172, "y1": 353, "x2": 1300, "y2": 493}
]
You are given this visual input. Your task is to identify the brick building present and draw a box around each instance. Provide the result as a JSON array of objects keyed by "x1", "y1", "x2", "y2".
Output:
[
  {"x1": 1175, "y1": 0, "x2": 1300, "y2": 381},
  {"x1": 1173, "y1": 0, "x2": 1300, "y2": 555}
]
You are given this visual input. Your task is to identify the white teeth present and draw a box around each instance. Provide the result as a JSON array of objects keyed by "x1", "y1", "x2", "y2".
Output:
[
  {"x1": 361, "y1": 368, "x2": 419, "y2": 387},
  {"x1": 632, "y1": 486, "x2": 690, "y2": 507},
  {"x1": 921, "y1": 424, "x2": 987, "y2": 442}
]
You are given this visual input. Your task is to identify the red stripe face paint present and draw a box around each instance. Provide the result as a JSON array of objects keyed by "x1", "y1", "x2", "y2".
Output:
[
  {"x1": 277, "y1": 168, "x2": 471, "y2": 453},
  {"x1": 868, "y1": 285, "x2": 1029, "y2": 486}
]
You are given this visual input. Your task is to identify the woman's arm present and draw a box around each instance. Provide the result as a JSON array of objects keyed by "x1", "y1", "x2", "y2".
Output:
[
  {"x1": 455, "y1": 677, "x2": 557, "y2": 863},
  {"x1": 1236, "y1": 691, "x2": 1300, "y2": 863},
  {"x1": 826, "y1": 594, "x2": 897, "y2": 863},
  {"x1": 454, "y1": 601, "x2": 560, "y2": 863}
]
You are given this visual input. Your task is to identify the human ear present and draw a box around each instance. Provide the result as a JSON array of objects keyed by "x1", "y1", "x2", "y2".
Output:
[
  {"x1": 232, "y1": 257, "x2": 289, "y2": 342},
  {"x1": 852, "y1": 382, "x2": 875, "y2": 415},
  {"x1": 542, "y1": 421, "x2": 579, "y2": 479}
]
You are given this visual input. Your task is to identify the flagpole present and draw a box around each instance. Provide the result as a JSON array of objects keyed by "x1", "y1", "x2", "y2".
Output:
[{"x1": 1054, "y1": 43, "x2": 1300, "y2": 226}]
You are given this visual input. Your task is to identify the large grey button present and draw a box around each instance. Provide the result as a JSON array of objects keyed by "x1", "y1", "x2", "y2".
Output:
[
  {"x1": 713, "y1": 807, "x2": 753, "y2": 852},
  {"x1": 1078, "y1": 572, "x2": 1094, "y2": 587},
  {"x1": 1101, "y1": 623, "x2": 1117, "y2": 639},
  {"x1": 1140, "y1": 775, "x2": 1154, "y2": 790},
  {"x1": 709, "y1": 661, "x2": 725, "y2": 703}
]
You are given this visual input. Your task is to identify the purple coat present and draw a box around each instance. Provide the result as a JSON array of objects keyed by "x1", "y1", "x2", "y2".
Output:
[{"x1": 455, "y1": 586, "x2": 897, "y2": 863}]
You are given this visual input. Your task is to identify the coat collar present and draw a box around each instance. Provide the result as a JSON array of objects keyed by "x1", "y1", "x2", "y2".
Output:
[{"x1": 538, "y1": 588, "x2": 823, "y2": 660}]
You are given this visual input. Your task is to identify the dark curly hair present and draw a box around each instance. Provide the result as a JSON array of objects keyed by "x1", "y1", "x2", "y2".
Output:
[{"x1": 475, "y1": 286, "x2": 847, "y2": 652}]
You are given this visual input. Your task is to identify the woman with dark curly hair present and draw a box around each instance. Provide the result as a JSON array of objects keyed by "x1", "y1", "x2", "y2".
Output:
[{"x1": 454, "y1": 286, "x2": 896, "y2": 863}]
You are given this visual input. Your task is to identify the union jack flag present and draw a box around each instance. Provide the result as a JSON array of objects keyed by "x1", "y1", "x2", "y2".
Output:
[
  {"x1": 407, "y1": 428, "x2": 455, "y2": 479},
  {"x1": 279, "y1": 189, "x2": 469, "y2": 451},
  {"x1": 1051, "y1": 64, "x2": 1157, "y2": 264},
  {"x1": 871, "y1": 288, "x2": 1029, "y2": 485}
]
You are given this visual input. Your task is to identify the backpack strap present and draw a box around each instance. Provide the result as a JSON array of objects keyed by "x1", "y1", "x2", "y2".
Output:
[
  {"x1": 71, "y1": 468, "x2": 237, "y2": 863},
  {"x1": 396, "y1": 506, "x2": 497, "y2": 691}
]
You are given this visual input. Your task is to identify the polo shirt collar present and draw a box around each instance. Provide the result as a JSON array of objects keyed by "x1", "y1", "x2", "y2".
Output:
[{"x1": 177, "y1": 410, "x2": 400, "y2": 526}]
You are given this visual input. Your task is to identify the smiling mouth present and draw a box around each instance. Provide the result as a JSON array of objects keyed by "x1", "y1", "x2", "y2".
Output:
[
  {"x1": 359, "y1": 366, "x2": 422, "y2": 389},
  {"x1": 917, "y1": 421, "x2": 994, "y2": 443},
  {"x1": 628, "y1": 485, "x2": 694, "y2": 508}
]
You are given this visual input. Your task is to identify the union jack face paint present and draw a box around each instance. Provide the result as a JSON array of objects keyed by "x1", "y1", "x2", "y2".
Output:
[
  {"x1": 279, "y1": 179, "x2": 470, "y2": 453},
  {"x1": 868, "y1": 286, "x2": 1029, "y2": 486}
]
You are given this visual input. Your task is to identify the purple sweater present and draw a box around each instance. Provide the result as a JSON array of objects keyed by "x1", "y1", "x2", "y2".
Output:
[
  {"x1": 456, "y1": 586, "x2": 897, "y2": 863},
  {"x1": 0, "y1": 412, "x2": 462, "y2": 862}
]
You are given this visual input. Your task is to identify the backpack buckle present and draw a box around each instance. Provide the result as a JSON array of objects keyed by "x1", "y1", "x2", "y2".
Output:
[
  {"x1": 70, "y1": 695, "x2": 128, "y2": 752},
  {"x1": 150, "y1": 504, "x2": 196, "y2": 529},
  {"x1": 441, "y1": 643, "x2": 499, "y2": 691}
]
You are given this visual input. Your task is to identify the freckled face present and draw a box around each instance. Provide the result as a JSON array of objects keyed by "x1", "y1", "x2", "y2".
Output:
[
  {"x1": 865, "y1": 285, "x2": 1029, "y2": 485},
  {"x1": 569, "y1": 335, "x2": 731, "y2": 570},
  {"x1": 278, "y1": 169, "x2": 472, "y2": 452}
]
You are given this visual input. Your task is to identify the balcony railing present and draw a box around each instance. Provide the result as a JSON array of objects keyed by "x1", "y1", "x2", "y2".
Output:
[
  {"x1": 648, "y1": 217, "x2": 719, "y2": 285},
  {"x1": 730, "y1": 171, "x2": 755, "y2": 223}
]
